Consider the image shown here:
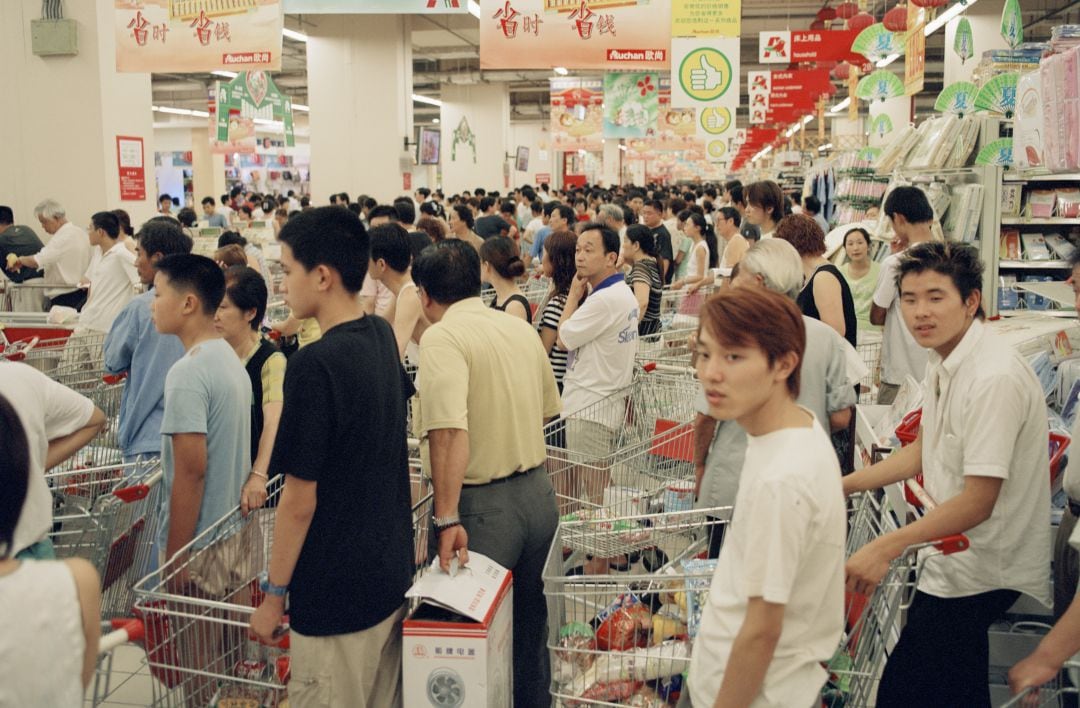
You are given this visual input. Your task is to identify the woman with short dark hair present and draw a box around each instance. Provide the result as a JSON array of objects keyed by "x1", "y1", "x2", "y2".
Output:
[{"x1": 777, "y1": 214, "x2": 857, "y2": 347}]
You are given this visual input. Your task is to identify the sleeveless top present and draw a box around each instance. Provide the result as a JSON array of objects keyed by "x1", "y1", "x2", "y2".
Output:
[
  {"x1": 0, "y1": 561, "x2": 84, "y2": 707},
  {"x1": 245, "y1": 338, "x2": 279, "y2": 461},
  {"x1": 797, "y1": 263, "x2": 858, "y2": 348},
  {"x1": 491, "y1": 293, "x2": 533, "y2": 325},
  {"x1": 685, "y1": 240, "x2": 710, "y2": 280}
]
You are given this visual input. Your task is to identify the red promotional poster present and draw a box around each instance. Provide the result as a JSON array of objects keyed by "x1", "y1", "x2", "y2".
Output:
[
  {"x1": 115, "y1": 136, "x2": 146, "y2": 201},
  {"x1": 759, "y1": 29, "x2": 870, "y2": 69}
]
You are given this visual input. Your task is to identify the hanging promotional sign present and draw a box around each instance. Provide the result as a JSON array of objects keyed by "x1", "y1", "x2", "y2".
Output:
[
  {"x1": 283, "y1": 0, "x2": 467, "y2": 11},
  {"x1": 671, "y1": 0, "x2": 740, "y2": 37},
  {"x1": 603, "y1": 72, "x2": 661, "y2": 138},
  {"x1": 480, "y1": 0, "x2": 672, "y2": 70},
  {"x1": 747, "y1": 69, "x2": 834, "y2": 124},
  {"x1": 116, "y1": 136, "x2": 146, "y2": 201},
  {"x1": 550, "y1": 77, "x2": 604, "y2": 151},
  {"x1": 211, "y1": 72, "x2": 294, "y2": 155},
  {"x1": 670, "y1": 37, "x2": 740, "y2": 109},
  {"x1": 115, "y1": 0, "x2": 282, "y2": 73},
  {"x1": 759, "y1": 29, "x2": 869, "y2": 65},
  {"x1": 905, "y1": 4, "x2": 926, "y2": 95}
]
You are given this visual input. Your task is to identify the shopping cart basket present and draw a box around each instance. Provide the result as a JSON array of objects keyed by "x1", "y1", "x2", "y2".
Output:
[
  {"x1": 543, "y1": 509, "x2": 727, "y2": 705},
  {"x1": 635, "y1": 325, "x2": 697, "y2": 376},
  {"x1": 46, "y1": 372, "x2": 127, "y2": 470},
  {"x1": 855, "y1": 334, "x2": 882, "y2": 405}
]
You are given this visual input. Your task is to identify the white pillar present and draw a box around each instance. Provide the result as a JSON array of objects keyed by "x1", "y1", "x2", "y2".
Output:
[
  {"x1": 306, "y1": 15, "x2": 413, "y2": 204},
  {"x1": 0, "y1": 0, "x2": 157, "y2": 228},
  {"x1": 190, "y1": 128, "x2": 226, "y2": 206},
  {"x1": 601, "y1": 139, "x2": 621, "y2": 189},
  {"x1": 944, "y1": 0, "x2": 1009, "y2": 86},
  {"x1": 440, "y1": 83, "x2": 510, "y2": 195}
]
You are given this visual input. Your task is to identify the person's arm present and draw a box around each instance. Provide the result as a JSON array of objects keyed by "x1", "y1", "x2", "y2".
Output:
[
  {"x1": 165, "y1": 432, "x2": 207, "y2": 559},
  {"x1": 711, "y1": 598, "x2": 785, "y2": 708},
  {"x1": 812, "y1": 271, "x2": 847, "y2": 340},
  {"x1": 271, "y1": 314, "x2": 302, "y2": 337},
  {"x1": 539, "y1": 323, "x2": 559, "y2": 356},
  {"x1": 45, "y1": 407, "x2": 105, "y2": 469},
  {"x1": 829, "y1": 407, "x2": 852, "y2": 433},
  {"x1": 1009, "y1": 590, "x2": 1080, "y2": 694},
  {"x1": 241, "y1": 400, "x2": 282, "y2": 516},
  {"x1": 631, "y1": 279, "x2": 650, "y2": 324},
  {"x1": 392, "y1": 291, "x2": 423, "y2": 358},
  {"x1": 249, "y1": 474, "x2": 317, "y2": 644},
  {"x1": 870, "y1": 303, "x2": 887, "y2": 327},
  {"x1": 842, "y1": 433, "x2": 923, "y2": 496},
  {"x1": 846, "y1": 474, "x2": 1003, "y2": 595},
  {"x1": 429, "y1": 428, "x2": 471, "y2": 571},
  {"x1": 65, "y1": 558, "x2": 101, "y2": 689},
  {"x1": 694, "y1": 412, "x2": 717, "y2": 498},
  {"x1": 870, "y1": 260, "x2": 894, "y2": 327},
  {"x1": 504, "y1": 299, "x2": 530, "y2": 323},
  {"x1": 555, "y1": 275, "x2": 591, "y2": 350}
]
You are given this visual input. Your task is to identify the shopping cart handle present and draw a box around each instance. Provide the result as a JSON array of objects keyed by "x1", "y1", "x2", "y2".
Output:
[
  {"x1": 102, "y1": 372, "x2": 128, "y2": 385},
  {"x1": 102, "y1": 618, "x2": 145, "y2": 649},
  {"x1": 641, "y1": 362, "x2": 657, "y2": 373},
  {"x1": 931, "y1": 534, "x2": 969, "y2": 555},
  {"x1": 113, "y1": 483, "x2": 151, "y2": 503}
]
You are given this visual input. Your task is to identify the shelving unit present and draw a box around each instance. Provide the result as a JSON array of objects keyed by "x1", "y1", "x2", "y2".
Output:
[{"x1": 1001, "y1": 217, "x2": 1080, "y2": 226}]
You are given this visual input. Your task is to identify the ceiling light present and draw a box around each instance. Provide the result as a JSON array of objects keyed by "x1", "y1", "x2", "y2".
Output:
[
  {"x1": 292, "y1": 104, "x2": 309, "y2": 112},
  {"x1": 829, "y1": 97, "x2": 851, "y2": 113},
  {"x1": 212, "y1": 70, "x2": 238, "y2": 79},
  {"x1": 412, "y1": 93, "x2": 443, "y2": 107},
  {"x1": 876, "y1": 53, "x2": 900, "y2": 68},
  {"x1": 467, "y1": 1, "x2": 481, "y2": 18},
  {"x1": 925, "y1": 0, "x2": 978, "y2": 35},
  {"x1": 433, "y1": 118, "x2": 440, "y2": 124},
  {"x1": 153, "y1": 106, "x2": 210, "y2": 118},
  {"x1": 554, "y1": 66, "x2": 569, "y2": 76},
  {"x1": 818, "y1": 143, "x2": 834, "y2": 151},
  {"x1": 282, "y1": 28, "x2": 308, "y2": 43}
]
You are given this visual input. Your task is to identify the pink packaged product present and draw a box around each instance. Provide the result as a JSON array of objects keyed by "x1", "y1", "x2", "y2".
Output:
[
  {"x1": 1065, "y1": 47, "x2": 1080, "y2": 170},
  {"x1": 1029, "y1": 190, "x2": 1058, "y2": 218},
  {"x1": 1059, "y1": 189, "x2": 1080, "y2": 217},
  {"x1": 1042, "y1": 54, "x2": 1067, "y2": 172}
]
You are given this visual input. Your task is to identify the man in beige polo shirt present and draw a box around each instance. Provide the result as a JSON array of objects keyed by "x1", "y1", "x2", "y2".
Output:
[{"x1": 414, "y1": 240, "x2": 562, "y2": 708}]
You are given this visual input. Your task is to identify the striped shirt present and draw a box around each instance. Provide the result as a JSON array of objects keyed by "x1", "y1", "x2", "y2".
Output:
[{"x1": 538, "y1": 293, "x2": 569, "y2": 384}]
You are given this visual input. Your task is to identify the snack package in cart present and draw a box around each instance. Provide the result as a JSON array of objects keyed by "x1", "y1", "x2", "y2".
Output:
[
  {"x1": 679, "y1": 558, "x2": 718, "y2": 639},
  {"x1": 567, "y1": 640, "x2": 692, "y2": 701}
]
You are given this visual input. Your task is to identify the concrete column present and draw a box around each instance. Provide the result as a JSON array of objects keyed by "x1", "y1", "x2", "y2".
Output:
[
  {"x1": 600, "y1": 139, "x2": 621, "y2": 189},
  {"x1": 440, "y1": 83, "x2": 510, "y2": 195},
  {"x1": 190, "y1": 128, "x2": 226, "y2": 206},
  {"x1": 306, "y1": 15, "x2": 413, "y2": 203},
  {"x1": 0, "y1": 0, "x2": 157, "y2": 228},
  {"x1": 944, "y1": 0, "x2": 1009, "y2": 86}
]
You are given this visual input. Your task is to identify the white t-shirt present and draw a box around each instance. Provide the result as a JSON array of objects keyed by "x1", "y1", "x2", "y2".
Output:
[
  {"x1": 918, "y1": 320, "x2": 1052, "y2": 606},
  {"x1": 33, "y1": 222, "x2": 91, "y2": 297},
  {"x1": 872, "y1": 251, "x2": 929, "y2": 385},
  {"x1": 1, "y1": 362, "x2": 95, "y2": 554},
  {"x1": 559, "y1": 276, "x2": 639, "y2": 425},
  {"x1": 689, "y1": 415, "x2": 846, "y2": 708},
  {"x1": 78, "y1": 245, "x2": 139, "y2": 333},
  {"x1": 523, "y1": 216, "x2": 544, "y2": 246},
  {"x1": 360, "y1": 273, "x2": 395, "y2": 318}
]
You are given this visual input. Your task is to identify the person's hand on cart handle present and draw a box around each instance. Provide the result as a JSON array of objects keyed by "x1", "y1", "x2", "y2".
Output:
[
  {"x1": 250, "y1": 595, "x2": 286, "y2": 646},
  {"x1": 845, "y1": 537, "x2": 901, "y2": 597},
  {"x1": 438, "y1": 524, "x2": 469, "y2": 574},
  {"x1": 240, "y1": 473, "x2": 269, "y2": 517},
  {"x1": 1008, "y1": 652, "x2": 1058, "y2": 707}
]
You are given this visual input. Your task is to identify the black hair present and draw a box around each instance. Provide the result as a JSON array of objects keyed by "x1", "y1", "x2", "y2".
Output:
[
  {"x1": 0, "y1": 393, "x2": 30, "y2": 558},
  {"x1": 112, "y1": 210, "x2": 133, "y2": 237},
  {"x1": 369, "y1": 223, "x2": 413, "y2": 273},
  {"x1": 0, "y1": 206, "x2": 12, "y2": 226},
  {"x1": 704, "y1": 187, "x2": 718, "y2": 200},
  {"x1": 223, "y1": 266, "x2": 269, "y2": 331},
  {"x1": 579, "y1": 221, "x2": 620, "y2": 256},
  {"x1": 542, "y1": 201, "x2": 560, "y2": 218},
  {"x1": 544, "y1": 231, "x2": 577, "y2": 295},
  {"x1": 897, "y1": 241, "x2": 985, "y2": 319},
  {"x1": 553, "y1": 203, "x2": 576, "y2": 225},
  {"x1": 240, "y1": 205, "x2": 254, "y2": 218},
  {"x1": 728, "y1": 184, "x2": 746, "y2": 207},
  {"x1": 451, "y1": 204, "x2": 475, "y2": 229},
  {"x1": 137, "y1": 219, "x2": 192, "y2": 258},
  {"x1": 347, "y1": 203, "x2": 363, "y2": 217},
  {"x1": 155, "y1": 253, "x2": 227, "y2": 315},
  {"x1": 643, "y1": 199, "x2": 664, "y2": 214},
  {"x1": 393, "y1": 198, "x2": 416, "y2": 226},
  {"x1": 746, "y1": 181, "x2": 784, "y2": 223},
  {"x1": 679, "y1": 211, "x2": 719, "y2": 268},
  {"x1": 362, "y1": 197, "x2": 377, "y2": 210},
  {"x1": 408, "y1": 231, "x2": 434, "y2": 262},
  {"x1": 499, "y1": 200, "x2": 516, "y2": 217},
  {"x1": 479, "y1": 236, "x2": 526, "y2": 279},
  {"x1": 221, "y1": 195, "x2": 231, "y2": 206},
  {"x1": 844, "y1": 227, "x2": 872, "y2": 249},
  {"x1": 177, "y1": 207, "x2": 197, "y2": 228},
  {"x1": 417, "y1": 187, "x2": 431, "y2": 198},
  {"x1": 803, "y1": 195, "x2": 822, "y2": 215},
  {"x1": 419, "y1": 201, "x2": 438, "y2": 217},
  {"x1": 279, "y1": 206, "x2": 369, "y2": 293},
  {"x1": 218, "y1": 231, "x2": 247, "y2": 249},
  {"x1": 339, "y1": 192, "x2": 351, "y2": 206},
  {"x1": 413, "y1": 240, "x2": 482, "y2": 305},
  {"x1": 159, "y1": 193, "x2": 173, "y2": 204},
  {"x1": 479, "y1": 196, "x2": 496, "y2": 213},
  {"x1": 531, "y1": 200, "x2": 543, "y2": 215},
  {"x1": 91, "y1": 211, "x2": 121, "y2": 239},
  {"x1": 369, "y1": 205, "x2": 400, "y2": 223},
  {"x1": 300, "y1": 196, "x2": 311, "y2": 208},
  {"x1": 884, "y1": 186, "x2": 934, "y2": 224},
  {"x1": 474, "y1": 188, "x2": 487, "y2": 197},
  {"x1": 717, "y1": 206, "x2": 741, "y2": 227},
  {"x1": 522, "y1": 187, "x2": 537, "y2": 202},
  {"x1": 625, "y1": 224, "x2": 658, "y2": 257}
]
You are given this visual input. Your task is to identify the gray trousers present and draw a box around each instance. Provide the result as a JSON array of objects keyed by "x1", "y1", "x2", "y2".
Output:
[
  {"x1": 429, "y1": 465, "x2": 558, "y2": 708},
  {"x1": 1055, "y1": 505, "x2": 1080, "y2": 620}
]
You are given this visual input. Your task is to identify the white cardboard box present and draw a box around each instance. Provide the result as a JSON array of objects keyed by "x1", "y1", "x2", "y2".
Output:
[{"x1": 402, "y1": 554, "x2": 514, "y2": 708}]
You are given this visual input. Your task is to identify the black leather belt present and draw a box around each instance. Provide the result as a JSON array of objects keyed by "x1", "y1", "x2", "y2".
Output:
[{"x1": 464, "y1": 465, "x2": 540, "y2": 488}]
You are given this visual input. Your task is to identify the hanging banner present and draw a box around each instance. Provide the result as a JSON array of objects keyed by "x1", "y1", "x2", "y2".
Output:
[
  {"x1": 748, "y1": 69, "x2": 834, "y2": 124},
  {"x1": 603, "y1": 72, "x2": 661, "y2": 138},
  {"x1": 116, "y1": 136, "x2": 146, "y2": 202},
  {"x1": 283, "y1": 0, "x2": 468, "y2": 11},
  {"x1": 211, "y1": 72, "x2": 295, "y2": 155},
  {"x1": 758, "y1": 29, "x2": 869, "y2": 66},
  {"x1": 550, "y1": 77, "x2": 604, "y2": 151},
  {"x1": 670, "y1": 37, "x2": 740, "y2": 109},
  {"x1": 671, "y1": 0, "x2": 740, "y2": 37},
  {"x1": 115, "y1": 0, "x2": 282, "y2": 73},
  {"x1": 905, "y1": 4, "x2": 926, "y2": 95},
  {"x1": 480, "y1": 0, "x2": 672, "y2": 70}
]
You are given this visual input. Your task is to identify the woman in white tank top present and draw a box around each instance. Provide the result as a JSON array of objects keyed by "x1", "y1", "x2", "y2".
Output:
[{"x1": 0, "y1": 393, "x2": 101, "y2": 707}]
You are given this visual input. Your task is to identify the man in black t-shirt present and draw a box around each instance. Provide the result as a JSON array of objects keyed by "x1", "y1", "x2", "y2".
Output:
[
  {"x1": 0, "y1": 206, "x2": 45, "y2": 284},
  {"x1": 474, "y1": 196, "x2": 511, "y2": 239},
  {"x1": 250, "y1": 207, "x2": 414, "y2": 706},
  {"x1": 642, "y1": 198, "x2": 674, "y2": 283}
]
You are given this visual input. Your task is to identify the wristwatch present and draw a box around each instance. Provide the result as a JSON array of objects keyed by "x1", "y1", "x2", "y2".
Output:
[
  {"x1": 259, "y1": 571, "x2": 288, "y2": 598},
  {"x1": 433, "y1": 513, "x2": 461, "y2": 534}
]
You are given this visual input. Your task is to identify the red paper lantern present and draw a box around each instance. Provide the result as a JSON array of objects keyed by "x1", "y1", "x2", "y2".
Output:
[
  {"x1": 883, "y1": 4, "x2": 907, "y2": 31},
  {"x1": 831, "y1": 61, "x2": 855, "y2": 81},
  {"x1": 911, "y1": 0, "x2": 948, "y2": 7},
  {"x1": 835, "y1": 1, "x2": 859, "y2": 18},
  {"x1": 810, "y1": 19, "x2": 827, "y2": 30},
  {"x1": 817, "y1": 7, "x2": 838, "y2": 20},
  {"x1": 848, "y1": 12, "x2": 875, "y2": 30}
]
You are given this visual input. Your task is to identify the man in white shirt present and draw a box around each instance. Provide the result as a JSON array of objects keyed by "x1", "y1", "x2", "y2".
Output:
[
  {"x1": 7, "y1": 199, "x2": 91, "y2": 310},
  {"x1": 557, "y1": 222, "x2": 638, "y2": 464},
  {"x1": 845, "y1": 242, "x2": 1051, "y2": 707},
  {"x1": 75, "y1": 212, "x2": 139, "y2": 334},
  {"x1": 2, "y1": 361, "x2": 105, "y2": 559},
  {"x1": 870, "y1": 186, "x2": 934, "y2": 404},
  {"x1": 688, "y1": 286, "x2": 845, "y2": 708}
]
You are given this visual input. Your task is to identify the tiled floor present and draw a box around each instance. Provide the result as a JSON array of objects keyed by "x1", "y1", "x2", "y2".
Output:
[{"x1": 87, "y1": 644, "x2": 154, "y2": 707}]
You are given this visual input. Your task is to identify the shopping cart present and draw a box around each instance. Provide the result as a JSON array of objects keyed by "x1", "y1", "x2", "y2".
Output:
[
  {"x1": 46, "y1": 372, "x2": 127, "y2": 470},
  {"x1": 47, "y1": 461, "x2": 163, "y2": 619},
  {"x1": 635, "y1": 325, "x2": 697, "y2": 376},
  {"x1": 824, "y1": 480, "x2": 970, "y2": 707},
  {"x1": 91, "y1": 618, "x2": 148, "y2": 707},
  {"x1": 856, "y1": 334, "x2": 883, "y2": 405},
  {"x1": 543, "y1": 509, "x2": 726, "y2": 705},
  {"x1": 132, "y1": 474, "x2": 434, "y2": 706},
  {"x1": 999, "y1": 663, "x2": 1080, "y2": 707},
  {"x1": 658, "y1": 283, "x2": 714, "y2": 323}
]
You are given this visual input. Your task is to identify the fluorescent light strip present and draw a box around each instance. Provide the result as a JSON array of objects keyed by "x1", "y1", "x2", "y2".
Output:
[
  {"x1": 412, "y1": 93, "x2": 443, "y2": 107},
  {"x1": 292, "y1": 104, "x2": 309, "y2": 112},
  {"x1": 282, "y1": 28, "x2": 308, "y2": 43},
  {"x1": 925, "y1": 0, "x2": 978, "y2": 35},
  {"x1": 467, "y1": 1, "x2": 481, "y2": 18},
  {"x1": 876, "y1": 53, "x2": 900, "y2": 68},
  {"x1": 153, "y1": 105, "x2": 210, "y2": 118},
  {"x1": 212, "y1": 70, "x2": 238, "y2": 79},
  {"x1": 829, "y1": 97, "x2": 851, "y2": 114},
  {"x1": 554, "y1": 66, "x2": 569, "y2": 76}
]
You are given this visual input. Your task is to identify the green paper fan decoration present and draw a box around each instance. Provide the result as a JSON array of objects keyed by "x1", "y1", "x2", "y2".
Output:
[
  {"x1": 975, "y1": 73, "x2": 1019, "y2": 118},
  {"x1": 871, "y1": 114, "x2": 894, "y2": 138},
  {"x1": 1001, "y1": 0, "x2": 1023, "y2": 49},
  {"x1": 857, "y1": 146, "x2": 882, "y2": 163},
  {"x1": 954, "y1": 18, "x2": 974, "y2": 64},
  {"x1": 851, "y1": 23, "x2": 905, "y2": 62},
  {"x1": 856, "y1": 70, "x2": 905, "y2": 103},
  {"x1": 935, "y1": 81, "x2": 978, "y2": 116},
  {"x1": 975, "y1": 138, "x2": 1013, "y2": 166}
]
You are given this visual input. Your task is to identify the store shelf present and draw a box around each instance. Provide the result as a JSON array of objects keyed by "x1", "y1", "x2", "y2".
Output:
[
  {"x1": 1001, "y1": 217, "x2": 1080, "y2": 225},
  {"x1": 1004, "y1": 172, "x2": 1080, "y2": 182},
  {"x1": 999, "y1": 259, "x2": 1071, "y2": 269},
  {"x1": 999, "y1": 309, "x2": 1077, "y2": 318}
]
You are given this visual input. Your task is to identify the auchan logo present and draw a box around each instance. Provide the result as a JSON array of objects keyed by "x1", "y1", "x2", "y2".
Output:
[{"x1": 607, "y1": 49, "x2": 667, "y2": 62}]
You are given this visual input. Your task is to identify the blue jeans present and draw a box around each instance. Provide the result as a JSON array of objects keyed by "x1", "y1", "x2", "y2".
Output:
[{"x1": 15, "y1": 537, "x2": 56, "y2": 560}]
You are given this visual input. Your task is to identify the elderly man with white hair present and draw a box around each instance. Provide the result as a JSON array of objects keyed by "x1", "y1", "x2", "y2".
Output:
[
  {"x1": 6, "y1": 199, "x2": 91, "y2": 310},
  {"x1": 693, "y1": 238, "x2": 858, "y2": 556}
]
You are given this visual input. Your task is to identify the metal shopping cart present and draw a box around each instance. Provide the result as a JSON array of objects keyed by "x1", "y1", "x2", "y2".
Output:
[
  {"x1": 91, "y1": 618, "x2": 149, "y2": 707},
  {"x1": 855, "y1": 333, "x2": 883, "y2": 405},
  {"x1": 132, "y1": 475, "x2": 434, "y2": 707},
  {"x1": 543, "y1": 509, "x2": 727, "y2": 706},
  {"x1": 999, "y1": 663, "x2": 1080, "y2": 707},
  {"x1": 635, "y1": 326, "x2": 698, "y2": 377}
]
